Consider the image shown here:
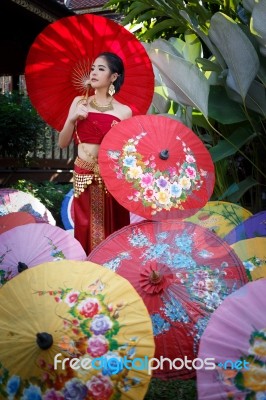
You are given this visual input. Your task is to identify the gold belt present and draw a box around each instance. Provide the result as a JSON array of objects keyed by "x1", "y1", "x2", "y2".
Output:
[
  {"x1": 73, "y1": 157, "x2": 105, "y2": 198},
  {"x1": 74, "y1": 156, "x2": 100, "y2": 175}
]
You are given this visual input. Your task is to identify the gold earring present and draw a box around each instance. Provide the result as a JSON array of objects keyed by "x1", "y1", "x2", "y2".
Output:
[{"x1": 108, "y1": 83, "x2": 115, "y2": 96}]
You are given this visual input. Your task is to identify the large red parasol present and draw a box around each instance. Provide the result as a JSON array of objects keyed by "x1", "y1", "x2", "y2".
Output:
[
  {"x1": 88, "y1": 220, "x2": 248, "y2": 379},
  {"x1": 25, "y1": 14, "x2": 154, "y2": 131},
  {"x1": 98, "y1": 115, "x2": 215, "y2": 220}
]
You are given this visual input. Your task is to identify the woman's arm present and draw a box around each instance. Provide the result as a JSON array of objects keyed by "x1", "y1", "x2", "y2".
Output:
[{"x1": 58, "y1": 97, "x2": 88, "y2": 149}]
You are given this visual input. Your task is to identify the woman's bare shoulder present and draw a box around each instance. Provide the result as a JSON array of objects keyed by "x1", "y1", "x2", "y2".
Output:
[
  {"x1": 114, "y1": 101, "x2": 132, "y2": 120},
  {"x1": 69, "y1": 95, "x2": 82, "y2": 108}
]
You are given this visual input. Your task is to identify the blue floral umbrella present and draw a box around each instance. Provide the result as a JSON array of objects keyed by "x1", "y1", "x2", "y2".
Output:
[{"x1": 88, "y1": 220, "x2": 248, "y2": 379}]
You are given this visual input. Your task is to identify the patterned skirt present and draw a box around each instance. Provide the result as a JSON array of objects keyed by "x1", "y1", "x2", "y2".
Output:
[{"x1": 73, "y1": 156, "x2": 130, "y2": 255}]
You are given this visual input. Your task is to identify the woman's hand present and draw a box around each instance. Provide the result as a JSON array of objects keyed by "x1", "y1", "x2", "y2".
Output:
[
  {"x1": 59, "y1": 96, "x2": 88, "y2": 148},
  {"x1": 70, "y1": 98, "x2": 88, "y2": 122}
]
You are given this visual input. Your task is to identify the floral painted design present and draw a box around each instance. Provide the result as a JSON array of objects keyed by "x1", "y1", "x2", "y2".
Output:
[
  {"x1": 151, "y1": 313, "x2": 171, "y2": 336},
  {"x1": 108, "y1": 132, "x2": 207, "y2": 215},
  {"x1": 243, "y1": 256, "x2": 266, "y2": 281},
  {"x1": 0, "y1": 236, "x2": 66, "y2": 288},
  {"x1": 161, "y1": 297, "x2": 190, "y2": 323},
  {"x1": 0, "y1": 281, "x2": 143, "y2": 399},
  {"x1": 179, "y1": 263, "x2": 230, "y2": 311},
  {"x1": 216, "y1": 328, "x2": 266, "y2": 399},
  {"x1": 45, "y1": 236, "x2": 66, "y2": 261},
  {"x1": 0, "y1": 248, "x2": 12, "y2": 287}
]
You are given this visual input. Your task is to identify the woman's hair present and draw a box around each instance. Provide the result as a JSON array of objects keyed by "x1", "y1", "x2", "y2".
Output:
[{"x1": 96, "y1": 52, "x2": 125, "y2": 93}]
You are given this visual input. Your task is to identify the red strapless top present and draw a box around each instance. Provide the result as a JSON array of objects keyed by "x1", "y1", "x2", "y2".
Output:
[{"x1": 74, "y1": 112, "x2": 121, "y2": 145}]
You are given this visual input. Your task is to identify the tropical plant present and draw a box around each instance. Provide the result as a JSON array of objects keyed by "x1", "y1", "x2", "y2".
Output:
[
  {"x1": 105, "y1": 0, "x2": 243, "y2": 41},
  {"x1": 105, "y1": 0, "x2": 266, "y2": 212},
  {"x1": 0, "y1": 92, "x2": 48, "y2": 164}
]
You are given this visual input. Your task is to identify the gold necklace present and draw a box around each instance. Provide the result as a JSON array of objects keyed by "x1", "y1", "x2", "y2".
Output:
[{"x1": 89, "y1": 97, "x2": 114, "y2": 112}]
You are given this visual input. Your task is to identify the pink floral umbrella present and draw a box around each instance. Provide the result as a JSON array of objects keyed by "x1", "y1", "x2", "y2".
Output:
[
  {"x1": 197, "y1": 279, "x2": 266, "y2": 400},
  {"x1": 0, "y1": 223, "x2": 86, "y2": 287}
]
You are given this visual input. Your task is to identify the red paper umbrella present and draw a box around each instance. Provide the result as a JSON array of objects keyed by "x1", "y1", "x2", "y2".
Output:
[
  {"x1": 25, "y1": 14, "x2": 154, "y2": 131},
  {"x1": 98, "y1": 115, "x2": 215, "y2": 220},
  {"x1": 88, "y1": 220, "x2": 248, "y2": 379},
  {"x1": 0, "y1": 212, "x2": 36, "y2": 234}
]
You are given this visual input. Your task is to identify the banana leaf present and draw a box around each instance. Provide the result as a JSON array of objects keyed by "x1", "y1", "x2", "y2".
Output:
[
  {"x1": 148, "y1": 48, "x2": 210, "y2": 117},
  {"x1": 209, "y1": 12, "x2": 259, "y2": 100}
]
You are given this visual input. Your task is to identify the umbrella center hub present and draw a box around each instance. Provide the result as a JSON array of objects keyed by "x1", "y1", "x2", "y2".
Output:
[
  {"x1": 36, "y1": 332, "x2": 53, "y2": 350},
  {"x1": 159, "y1": 149, "x2": 169, "y2": 160},
  {"x1": 140, "y1": 263, "x2": 175, "y2": 295},
  {"x1": 18, "y1": 261, "x2": 28, "y2": 273},
  {"x1": 149, "y1": 270, "x2": 162, "y2": 284}
]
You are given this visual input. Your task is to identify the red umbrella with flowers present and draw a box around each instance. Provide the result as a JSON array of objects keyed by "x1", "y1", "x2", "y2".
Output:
[
  {"x1": 98, "y1": 115, "x2": 215, "y2": 220},
  {"x1": 88, "y1": 220, "x2": 248, "y2": 379}
]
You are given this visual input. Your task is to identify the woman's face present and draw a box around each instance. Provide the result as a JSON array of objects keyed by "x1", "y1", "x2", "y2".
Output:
[{"x1": 90, "y1": 56, "x2": 117, "y2": 90}]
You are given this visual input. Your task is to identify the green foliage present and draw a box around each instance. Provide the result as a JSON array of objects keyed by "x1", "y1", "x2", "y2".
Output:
[
  {"x1": 144, "y1": 377, "x2": 197, "y2": 399},
  {"x1": 104, "y1": 0, "x2": 242, "y2": 41},
  {"x1": 11, "y1": 180, "x2": 72, "y2": 227},
  {"x1": 112, "y1": 0, "x2": 266, "y2": 212},
  {"x1": 0, "y1": 92, "x2": 47, "y2": 163}
]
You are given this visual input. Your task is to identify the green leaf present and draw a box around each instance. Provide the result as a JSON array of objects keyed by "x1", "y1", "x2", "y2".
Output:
[
  {"x1": 148, "y1": 48, "x2": 210, "y2": 117},
  {"x1": 220, "y1": 176, "x2": 259, "y2": 202},
  {"x1": 208, "y1": 85, "x2": 247, "y2": 124},
  {"x1": 143, "y1": 19, "x2": 180, "y2": 40},
  {"x1": 180, "y1": 10, "x2": 227, "y2": 69},
  {"x1": 152, "y1": 90, "x2": 171, "y2": 113},
  {"x1": 196, "y1": 58, "x2": 222, "y2": 72},
  {"x1": 121, "y1": 3, "x2": 152, "y2": 25},
  {"x1": 209, "y1": 127, "x2": 256, "y2": 162},
  {"x1": 209, "y1": 12, "x2": 259, "y2": 100},
  {"x1": 251, "y1": 0, "x2": 266, "y2": 56},
  {"x1": 168, "y1": 32, "x2": 202, "y2": 64},
  {"x1": 226, "y1": 79, "x2": 266, "y2": 117},
  {"x1": 151, "y1": 38, "x2": 182, "y2": 57}
]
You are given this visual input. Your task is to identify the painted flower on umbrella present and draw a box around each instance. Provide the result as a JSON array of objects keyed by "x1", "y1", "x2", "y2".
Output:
[
  {"x1": 0, "y1": 248, "x2": 12, "y2": 287},
  {"x1": 183, "y1": 265, "x2": 228, "y2": 311},
  {"x1": 243, "y1": 256, "x2": 266, "y2": 281},
  {"x1": 87, "y1": 335, "x2": 109, "y2": 357},
  {"x1": 0, "y1": 282, "x2": 143, "y2": 399},
  {"x1": 109, "y1": 132, "x2": 206, "y2": 215},
  {"x1": 87, "y1": 374, "x2": 113, "y2": 399},
  {"x1": 217, "y1": 328, "x2": 266, "y2": 399}
]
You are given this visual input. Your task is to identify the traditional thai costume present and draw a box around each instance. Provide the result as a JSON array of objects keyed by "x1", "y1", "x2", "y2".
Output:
[{"x1": 73, "y1": 112, "x2": 130, "y2": 255}]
